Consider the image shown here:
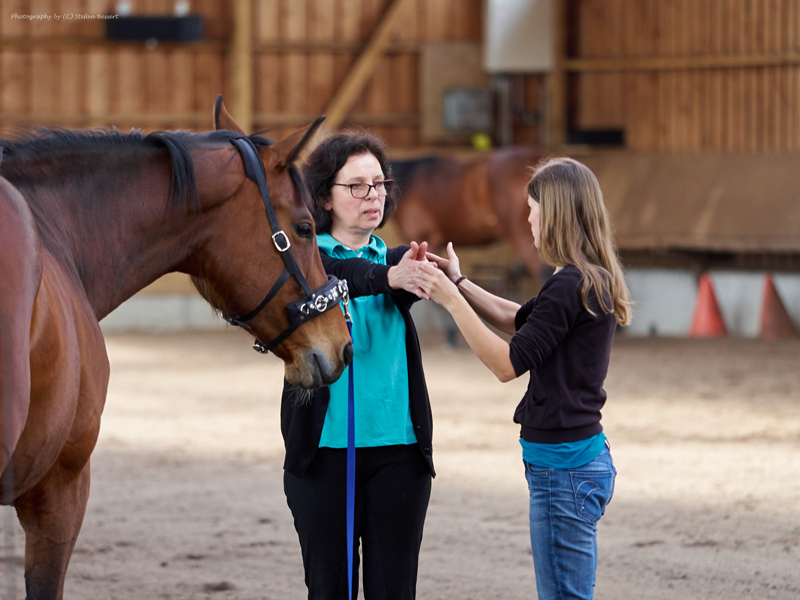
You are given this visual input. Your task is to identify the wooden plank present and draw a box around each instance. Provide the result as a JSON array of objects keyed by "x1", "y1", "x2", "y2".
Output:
[
  {"x1": 394, "y1": 0, "x2": 419, "y2": 42},
  {"x1": 623, "y1": 73, "x2": 656, "y2": 150},
  {"x1": 794, "y1": 65, "x2": 799, "y2": 150},
  {"x1": 31, "y1": 51, "x2": 55, "y2": 117},
  {"x1": 256, "y1": 0, "x2": 280, "y2": 42},
  {"x1": 59, "y1": 0, "x2": 84, "y2": 37},
  {"x1": 83, "y1": 0, "x2": 108, "y2": 37},
  {"x1": 59, "y1": 50, "x2": 82, "y2": 119},
  {"x1": 364, "y1": 54, "x2": 392, "y2": 124},
  {"x1": 712, "y1": 0, "x2": 726, "y2": 150},
  {"x1": 547, "y1": 0, "x2": 567, "y2": 149},
  {"x1": 29, "y1": 0, "x2": 56, "y2": 39},
  {"x1": 307, "y1": 53, "x2": 336, "y2": 114},
  {"x1": 691, "y1": 70, "x2": 704, "y2": 150},
  {"x1": 564, "y1": 51, "x2": 800, "y2": 72},
  {"x1": 309, "y1": 0, "x2": 335, "y2": 41},
  {"x1": 146, "y1": 51, "x2": 170, "y2": 115},
  {"x1": 777, "y1": 65, "x2": 787, "y2": 150},
  {"x1": 1, "y1": 51, "x2": 28, "y2": 118},
  {"x1": 452, "y1": 0, "x2": 481, "y2": 41},
  {"x1": 390, "y1": 52, "x2": 416, "y2": 115},
  {"x1": 317, "y1": 0, "x2": 414, "y2": 137},
  {"x1": 194, "y1": 50, "x2": 223, "y2": 118},
  {"x1": 169, "y1": 49, "x2": 194, "y2": 123},
  {"x1": 658, "y1": 0, "x2": 676, "y2": 56},
  {"x1": 255, "y1": 39, "x2": 420, "y2": 52},
  {"x1": 230, "y1": 0, "x2": 253, "y2": 132},
  {"x1": 423, "y1": 0, "x2": 450, "y2": 41},
  {"x1": 361, "y1": 0, "x2": 387, "y2": 40},
  {"x1": 1, "y1": 0, "x2": 30, "y2": 37},
  {"x1": 788, "y1": 0, "x2": 797, "y2": 149},
  {"x1": 86, "y1": 49, "x2": 108, "y2": 123},
  {"x1": 281, "y1": 54, "x2": 308, "y2": 118},
  {"x1": 282, "y1": 0, "x2": 307, "y2": 42},
  {"x1": 116, "y1": 48, "x2": 142, "y2": 118},
  {"x1": 337, "y1": 0, "x2": 361, "y2": 42},
  {"x1": 195, "y1": 0, "x2": 229, "y2": 40},
  {"x1": 255, "y1": 53, "x2": 281, "y2": 119},
  {"x1": 251, "y1": 111, "x2": 418, "y2": 127},
  {"x1": 0, "y1": 111, "x2": 212, "y2": 126}
]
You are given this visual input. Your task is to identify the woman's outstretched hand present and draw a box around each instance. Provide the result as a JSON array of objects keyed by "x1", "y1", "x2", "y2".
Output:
[
  {"x1": 425, "y1": 242, "x2": 462, "y2": 282},
  {"x1": 388, "y1": 241, "x2": 431, "y2": 299}
]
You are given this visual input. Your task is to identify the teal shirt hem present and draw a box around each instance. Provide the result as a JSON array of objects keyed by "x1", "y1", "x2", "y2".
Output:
[{"x1": 520, "y1": 432, "x2": 607, "y2": 469}]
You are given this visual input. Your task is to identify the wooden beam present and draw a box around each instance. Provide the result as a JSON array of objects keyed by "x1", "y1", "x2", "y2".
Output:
[
  {"x1": 547, "y1": 0, "x2": 567, "y2": 149},
  {"x1": 0, "y1": 37, "x2": 225, "y2": 52},
  {"x1": 316, "y1": 0, "x2": 414, "y2": 139},
  {"x1": 565, "y1": 52, "x2": 800, "y2": 73},
  {"x1": 230, "y1": 0, "x2": 253, "y2": 132},
  {"x1": 255, "y1": 40, "x2": 421, "y2": 54},
  {"x1": 254, "y1": 111, "x2": 420, "y2": 128},
  {"x1": 0, "y1": 112, "x2": 210, "y2": 127}
]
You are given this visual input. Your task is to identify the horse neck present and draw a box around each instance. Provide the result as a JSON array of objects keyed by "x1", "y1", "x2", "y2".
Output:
[{"x1": 22, "y1": 148, "x2": 226, "y2": 320}]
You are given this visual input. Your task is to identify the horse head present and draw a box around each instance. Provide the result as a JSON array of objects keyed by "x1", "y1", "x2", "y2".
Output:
[{"x1": 190, "y1": 97, "x2": 352, "y2": 389}]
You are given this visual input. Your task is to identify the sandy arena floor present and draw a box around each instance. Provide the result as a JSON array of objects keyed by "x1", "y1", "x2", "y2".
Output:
[{"x1": 2, "y1": 331, "x2": 800, "y2": 599}]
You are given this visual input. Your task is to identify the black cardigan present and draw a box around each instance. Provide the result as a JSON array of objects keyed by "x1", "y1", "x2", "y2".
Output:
[
  {"x1": 509, "y1": 266, "x2": 617, "y2": 444},
  {"x1": 280, "y1": 245, "x2": 435, "y2": 478}
]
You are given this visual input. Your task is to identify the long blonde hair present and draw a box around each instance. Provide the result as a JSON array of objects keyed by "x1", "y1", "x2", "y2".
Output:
[{"x1": 527, "y1": 157, "x2": 631, "y2": 326}]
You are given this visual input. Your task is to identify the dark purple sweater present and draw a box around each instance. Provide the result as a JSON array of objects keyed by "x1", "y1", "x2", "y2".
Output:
[{"x1": 508, "y1": 266, "x2": 617, "y2": 444}]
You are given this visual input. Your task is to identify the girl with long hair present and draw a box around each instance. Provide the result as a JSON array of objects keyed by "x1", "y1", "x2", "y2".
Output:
[{"x1": 416, "y1": 157, "x2": 631, "y2": 599}]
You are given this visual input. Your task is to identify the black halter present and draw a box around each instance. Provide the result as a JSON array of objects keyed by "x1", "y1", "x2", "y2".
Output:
[{"x1": 226, "y1": 136, "x2": 349, "y2": 354}]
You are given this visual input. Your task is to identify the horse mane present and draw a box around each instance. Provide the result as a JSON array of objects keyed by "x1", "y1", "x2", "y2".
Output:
[
  {"x1": 389, "y1": 156, "x2": 439, "y2": 198},
  {"x1": 0, "y1": 127, "x2": 274, "y2": 214}
]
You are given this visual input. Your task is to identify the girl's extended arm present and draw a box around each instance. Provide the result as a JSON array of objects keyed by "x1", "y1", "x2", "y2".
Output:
[
  {"x1": 426, "y1": 243, "x2": 520, "y2": 335},
  {"x1": 416, "y1": 260, "x2": 518, "y2": 382}
]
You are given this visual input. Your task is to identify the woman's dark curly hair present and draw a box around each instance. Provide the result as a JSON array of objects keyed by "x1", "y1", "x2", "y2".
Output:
[{"x1": 303, "y1": 128, "x2": 397, "y2": 234}]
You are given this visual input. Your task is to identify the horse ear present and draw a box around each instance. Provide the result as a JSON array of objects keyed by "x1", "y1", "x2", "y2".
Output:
[
  {"x1": 272, "y1": 115, "x2": 327, "y2": 167},
  {"x1": 214, "y1": 95, "x2": 246, "y2": 134}
]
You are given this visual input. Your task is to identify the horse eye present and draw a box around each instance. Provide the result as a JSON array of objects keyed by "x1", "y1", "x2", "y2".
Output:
[{"x1": 295, "y1": 223, "x2": 313, "y2": 239}]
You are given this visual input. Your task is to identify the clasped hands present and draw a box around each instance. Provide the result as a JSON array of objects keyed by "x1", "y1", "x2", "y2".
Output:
[{"x1": 388, "y1": 241, "x2": 462, "y2": 307}]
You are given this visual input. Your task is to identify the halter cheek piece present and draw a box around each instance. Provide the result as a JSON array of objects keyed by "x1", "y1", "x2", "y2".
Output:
[{"x1": 226, "y1": 136, "x2": 350, "y2": 354}]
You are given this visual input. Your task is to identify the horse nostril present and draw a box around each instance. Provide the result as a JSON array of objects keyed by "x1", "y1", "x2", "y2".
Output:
[{"x1": 342, "y1": 341, "x2": 354, "y2": 366}]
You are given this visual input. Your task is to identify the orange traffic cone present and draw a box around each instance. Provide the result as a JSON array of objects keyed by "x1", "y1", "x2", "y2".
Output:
[
  {"x1": 759, "y1": 275, "x2": 798, "y2": 340},
  {"x1": 689, "y1": 274, "x2": 727, "y2": 337}
]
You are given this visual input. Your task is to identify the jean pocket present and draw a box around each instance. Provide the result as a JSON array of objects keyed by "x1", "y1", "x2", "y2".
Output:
[{"x1": 569, "y1": 470, "x2": 615, "y2": 525}]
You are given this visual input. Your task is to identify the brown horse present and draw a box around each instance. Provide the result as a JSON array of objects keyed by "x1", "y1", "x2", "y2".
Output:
[
  {"x1": 391, "y1": 145, "x2": 547, "y2": 286},
  {"x1": 0, "y1": 98, "x2": 352, "y2": 599}
]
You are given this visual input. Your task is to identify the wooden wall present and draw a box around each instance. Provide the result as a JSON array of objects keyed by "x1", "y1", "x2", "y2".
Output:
[
  {"x1": 0, "y1": 0, "x2": 482, "y2": 146},
  {"x1": 569, "y1": 0, "x2": 800, "y2": 152},
  {"x1": 5, "y1": 1, "x2": 799, "y2": 153}
]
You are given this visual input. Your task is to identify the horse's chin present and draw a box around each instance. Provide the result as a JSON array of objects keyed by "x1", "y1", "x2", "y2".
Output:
[{"x1": 284, "y1": 345, "x2": 349, "y2": 390}]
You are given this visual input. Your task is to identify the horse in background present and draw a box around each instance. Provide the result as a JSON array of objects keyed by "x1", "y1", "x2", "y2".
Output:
[
  {"x1": 0, "y1": 97, "x2": 351, "y2": 599},
  {"x1": 391, "y1": 145, "x2": 547, "y2": 289}
]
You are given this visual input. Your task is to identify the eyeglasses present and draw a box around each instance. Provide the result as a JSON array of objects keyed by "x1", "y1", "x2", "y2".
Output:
[{"x1": 332, "y1": 180, "x2": 394, "y2": 198}]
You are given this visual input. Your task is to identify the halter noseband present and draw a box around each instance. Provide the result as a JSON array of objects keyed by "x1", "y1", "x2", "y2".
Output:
[{"x1": 226, "y1": 136, "x2": 349, "y2": 354}]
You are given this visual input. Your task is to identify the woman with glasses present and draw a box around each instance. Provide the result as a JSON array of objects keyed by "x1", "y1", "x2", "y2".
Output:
[
  {"x1": 415, "y1": 158, "x2": 631, "y2": 600},
  {"x1": 281, "y1": 129, "x2": 434, "y2": 600}
]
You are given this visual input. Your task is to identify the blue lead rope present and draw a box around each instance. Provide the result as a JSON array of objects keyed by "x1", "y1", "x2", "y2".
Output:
[{"x1": 343, "y1": 293, "x2": 356, "y2": 600}]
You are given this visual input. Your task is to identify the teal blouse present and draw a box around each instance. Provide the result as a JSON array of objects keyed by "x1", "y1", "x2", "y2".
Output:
[{"x1": 317, "y1": 233, "x2": 417, "y2": 448}]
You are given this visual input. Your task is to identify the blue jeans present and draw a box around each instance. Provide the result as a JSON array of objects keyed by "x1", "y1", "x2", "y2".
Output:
[{"x1": 524, "y1": 446, "x2": 616, "y2": 600}]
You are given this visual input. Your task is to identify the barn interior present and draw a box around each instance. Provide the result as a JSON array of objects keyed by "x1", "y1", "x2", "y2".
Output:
[
  {"x1": 2, "y1": 3, "x2": 800, "y2": 599},
  {"x1": 2, "y1": 0, "x2": 795, "y2": 337}
]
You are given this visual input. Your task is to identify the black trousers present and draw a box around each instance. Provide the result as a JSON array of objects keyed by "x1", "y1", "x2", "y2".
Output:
[{"x1": 284, "y1": 444, "x2": 432, "y2": 600}]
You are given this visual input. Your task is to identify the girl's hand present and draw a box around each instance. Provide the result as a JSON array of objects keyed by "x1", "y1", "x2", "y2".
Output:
[
  {"x1": 388, "y1": 241, "x2": 430, "y2": 299},
  {"x1": 425, "y1": 242, "x2": 462, "y2": 282},
  {"x1": 416, "y1": 261, "x2": 461, "y2": 309}
]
